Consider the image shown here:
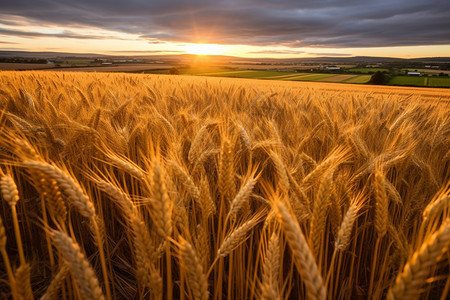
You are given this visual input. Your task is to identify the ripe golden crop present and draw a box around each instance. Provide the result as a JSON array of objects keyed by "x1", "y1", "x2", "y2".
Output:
[{"x1": 0, "y1": 71, "x2": 449, "y2": 299}]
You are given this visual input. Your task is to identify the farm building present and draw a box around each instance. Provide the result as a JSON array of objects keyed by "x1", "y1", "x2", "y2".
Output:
[{"x1": 407, "y1": 72, "x2": 421, "y2": 76}]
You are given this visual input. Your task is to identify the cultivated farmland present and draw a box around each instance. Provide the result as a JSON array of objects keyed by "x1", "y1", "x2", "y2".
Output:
[{"x1": 0, "y1": 71, "x2": 449, "y2": 300}]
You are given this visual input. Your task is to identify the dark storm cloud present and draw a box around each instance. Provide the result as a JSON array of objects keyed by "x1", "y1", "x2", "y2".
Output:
[{"x1": 0, "y1": 0, "x2": 449, "y2": 48}]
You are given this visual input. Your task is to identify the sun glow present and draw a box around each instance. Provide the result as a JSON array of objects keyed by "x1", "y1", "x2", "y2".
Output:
[{"x1": 185, "y1": 43, "x2": 226, "y2": 55}]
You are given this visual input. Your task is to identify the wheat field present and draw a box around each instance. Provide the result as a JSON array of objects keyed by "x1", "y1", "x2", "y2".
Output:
[{"x1": 0, "y1": 71, "x2": 449, "y2": 300}]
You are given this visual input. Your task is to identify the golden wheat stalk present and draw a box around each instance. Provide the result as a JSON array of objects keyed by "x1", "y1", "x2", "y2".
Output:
[
  {"x1": 179, "y1": 238, "x2": 209, "y2": 300},
  {"x1": 301, "y1": 146, "x2": 349, "y2": 190},
  {"x1": 373, "y1": 168, "x2": 389, "y2": 238},
  {"x1": 0, "y1": 215, "x2": 19, "y2": 300},
  {"x1": 15, "y1": 262, "x2": 33, "y2": 300},
  {"x1": 189, "y1": 125, "x2": 210, "y2": 164},
  {"x1": 423, "y1": 194, "x2": 449, "y2": 225},
  {"x1": 51, "y1": 230, "x2": 105, "y2": 300},
  {"x1": 237, "y1": 124, "x2": 252, "y2": 152},
  {"x1": 227, "y1": 177, "x2": 257, "y2": 222},
  {"x1": 270, "y1": 151, "x2": 290, "y2": 195},
  {"x1": 310, "y1": 171, "x2": 333, "y2": 255},
  {"x1": 199, "y1": 177, "x2": 216, "y2": 218},
  {"x1": 217, "y1": 218, "x2": 258, "y2": 258},
  {"x1": 106, "y1": 153, "x2": 146, "y2": 180},
  {"x1": 23, "y1": 160, "x2": 96, "y2": 219},
  {"x1": 97, "y1": 180, "x2": 162, "y2": 291},
  {"x1": 276, "y1": 201, "x2": 327, "y2": 300},
  {"x1": 387, "y1": 219, "x2": 450, "y2": 300},
  {"x1": 22, "y1": 161, "x2": 111, "y2": 299},
  {"x1": 150, "y1": 161, "x2": 173, "y2": 239},
  {"x1": 286, "y1": 170, "x2": 310, "y2": 215},
  {"x1": 40, "y1": 264, "x2": 70, "y2": 300},
  {"x1": 260, "y1": 232, "x2": 281, "y2": 300},
  {"x1": 218, "y1": 138, "x2": 235, "y2": 201},
  {"x1": 335, "y1": 193, "x2": 365, "y2": 251},
  {"x1": 1, "y1": 172, "x2": 27, "y2": 267},
  {"x1": 168, "y1": 160, "x2": 200, "y2": 200},
  {"x1": 0, "y1": 175, "x2": 20, "y2": 207}
]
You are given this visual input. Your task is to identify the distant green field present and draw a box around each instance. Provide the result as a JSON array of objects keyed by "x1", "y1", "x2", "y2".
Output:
[
  {"x1": 389, "y1": 76, "x2": 425, "y2": 86},
  {"x1": 428, "y1": 77, "x2": 450, "y2": 87},
  {"x1": 221, "y1": 71, "x2": 293, "y2": 78},
  {"x1": 344, "y1": 75, "x2": 371, "y2": 84},
  {"x1": 180, "y1": 67, "x2": 234, "y2": 74},
  {"x1": 288, "y1": 74, "x2": 335, "y2": 81},
  {"x1": 389, "y1": 76, "x2": 450, "y2": 87},
  {"x1": 348, "y1": 68, "x2": 389, "y2": 73}
]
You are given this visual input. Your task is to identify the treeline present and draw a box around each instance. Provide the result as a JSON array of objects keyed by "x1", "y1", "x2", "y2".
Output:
[{"x1": 0, "y1": 57, "x2": 48, "y2": 64}]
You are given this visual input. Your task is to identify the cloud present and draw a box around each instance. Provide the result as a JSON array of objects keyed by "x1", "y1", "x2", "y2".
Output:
[
  {"x1": 0, "y1": 0, "x2": 449, "y2": 48},
  {"x1": 0, "y1": 28, "x2": 125, "y2": 40},
  {"x1": 307, "y1": 53, "x2": 352, "y2": 57},
  {"x1": 108, "y1": 50, "x2": 184, "y2": 53},
  {"x1": 247, "y1": 50, "x2": 305, "y2": 55}
]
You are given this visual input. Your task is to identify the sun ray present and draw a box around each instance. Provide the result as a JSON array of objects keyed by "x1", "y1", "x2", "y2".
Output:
[{"x1": 185, "y1": 43, "x2": 226, "y2": 56}]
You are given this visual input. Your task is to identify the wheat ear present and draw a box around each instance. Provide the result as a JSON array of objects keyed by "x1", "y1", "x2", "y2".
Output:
[
  {"x1": 301, "y1": 146, "x2": 349, "y2": 190},
  {"x1": 168, "y1": 160, "x2": 200, "y2": 200},
  {"x1": 180, "y1": 238, "x2": 209, "y2": 300},
  {"x1": 0, "y1": 175, "x2": 19, "y2": 207},
  {"x1": 276, "y1": 201, "x2": 326, "y2": 300},
  {"x1": 51, "y1": 230, "x2": 105, "y2": 300},
  {"x1": 335, "y1": 194, "x2": 365, "y2": 251},
  {"x1": 423, "y1": 194, "x2": 449, "y2": 225},
  {"x1": 310, "y1": 171, "x2": 333, "y2": 255},
  {"x1": 199, "y1": 177, "x2": 216, "y2": 219},
  {"x1": 97, "y1": 180, "x2": 162, "y2": 292},
  {"x1": 23, "y1": 160, "x2": 112, "y2": 297},
  {"x1": 218, "y1": 218, "x2": 258, "y2": 258},
  {"x1": 260, "y1": 232, "x2": 281, "y2": 300},
  {"x1": 150, "y1": 161, "x2": 173, "y2": 239},
  {"x1": 40, "y1": 264, "x2": 70, "y2": 300},
  {"x1": 218, "y1": 138, "x2": 235, "y2": 201},
  {"x1": 1, "y1": 173, "x2": 26, "y2": 267},
  {"x1": 189, "y1": 125, "x2": 210, "y2": 164},
  {"x1": 23, "y1": 160, "x2": 95, "y2": 219},
  {"x1": 374, "y1": 168, "x2": 389, "y2": 238},
  {"x1": 106, "y1": 154, "x2": 145, "y2": 179},
  {"x1": 387, "y1": 219, "x2": 450, "y2": 300},
  {"x1": 227, "y1": 177, "x2": 257, "y2": 222},
  {"x1": 270, "y1": 151, "x2": 290, "y2": 195},
  {"x1": 15, "y1": 262, "x2": 33, "y2": 300}
]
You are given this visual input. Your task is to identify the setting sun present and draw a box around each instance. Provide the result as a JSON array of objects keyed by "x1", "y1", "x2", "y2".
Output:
[{"x1": 185, "y1": 43, "x2": 226, "y2": 56}]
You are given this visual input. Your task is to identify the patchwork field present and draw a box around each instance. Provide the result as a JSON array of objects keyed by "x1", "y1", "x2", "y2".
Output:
[
  {"x1": 388, "y1": 76, "x2": 450, "y2": 88},
  {"x1": 318, "y1": 74, "x2": 356, "y2": 82},
  {"x1": 348, "y1": 67, "x2": 390, "y2": 73},
  {"x1": 151, "y1": 67, "x2": 450, "y2": 87},
  {"x1": 50, "y1": 64, "x2": 174, "y2": 72},
  {"x1": 0, "y1": 71, "x2": 449, "y2": 300}
]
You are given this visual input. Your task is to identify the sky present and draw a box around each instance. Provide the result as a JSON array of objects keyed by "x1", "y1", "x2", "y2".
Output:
[{"x1": 0, "y1": 0, "x2": 450, "y2": 58}]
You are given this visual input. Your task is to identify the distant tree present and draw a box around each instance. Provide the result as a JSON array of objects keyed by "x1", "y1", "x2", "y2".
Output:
[
  {"x1": 369, "y1": 71, "x2": 390, "y2": 85},
  {"x1": 168, "y1": 67, "x2": 180, "y2": 75}
]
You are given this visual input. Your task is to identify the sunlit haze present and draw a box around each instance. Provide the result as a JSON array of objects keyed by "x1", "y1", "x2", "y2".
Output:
[{"x1": 1, "y1": 1, "x2": 449, "y2": 58}]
